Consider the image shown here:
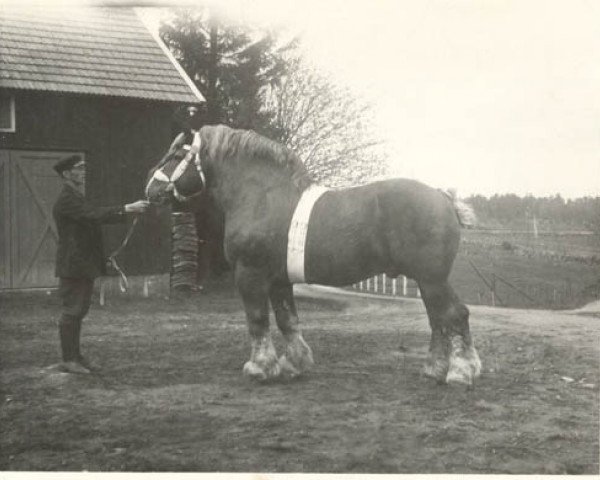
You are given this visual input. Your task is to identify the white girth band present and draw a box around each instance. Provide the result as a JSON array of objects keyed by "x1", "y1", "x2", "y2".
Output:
[{"x1": 287, "y1": 185, "x2": 329, "y2": 284}]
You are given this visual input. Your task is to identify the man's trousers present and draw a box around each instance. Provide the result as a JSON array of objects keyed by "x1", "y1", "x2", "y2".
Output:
[{"x1": 58, "y1": 277, "x2": 94, "y2": 362}]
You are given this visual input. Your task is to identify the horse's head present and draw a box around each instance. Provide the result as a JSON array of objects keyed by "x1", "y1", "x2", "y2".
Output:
[{"x1": 145, "y1": 130, "x2": 206, "y2": 205}]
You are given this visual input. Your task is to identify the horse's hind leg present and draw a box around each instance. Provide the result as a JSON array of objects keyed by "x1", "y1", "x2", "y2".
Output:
[
  {"x1": 418, "y1": 280, "x2": 481, "y2": 386},
  {"x1": 235, "y1": 262, "x2": 281, "y2": 381},
  {"x1": 269, "y1": 283, "x2": 314, "y2": 377}
]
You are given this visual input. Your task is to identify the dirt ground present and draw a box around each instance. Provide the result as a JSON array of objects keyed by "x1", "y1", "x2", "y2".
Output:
[{"x1": 1, "y1": 281, "x2": 598, "y2": 474}]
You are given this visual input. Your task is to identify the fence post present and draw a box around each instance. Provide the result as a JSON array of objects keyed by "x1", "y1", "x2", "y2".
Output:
[
  {"x1": 403, "y1": 276, "x2": 407, "y2": 296},
  {"x1": 392, "y1": 278, "x2": 397, "y2": 296},
  {"x1": 366, "y1": 278, "x2": 371, "y2": 291},
  {"x1": 99, "y1": 280, "x2": 106, "y2": 306},
  {"x1": 382, "y1": 274, "x2": 386, "y2": 294},
  {"x1": 374, "y1": 275, "x2": 378, "y2": 293},
  {"x1": 143, "y1": 276, "x2": 149, "y2": 298}
]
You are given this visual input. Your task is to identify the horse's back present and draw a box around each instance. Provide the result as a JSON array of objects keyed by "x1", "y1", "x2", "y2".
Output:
[{"x1": 304, "y1": 178, "x2": 460, "y2": 285}]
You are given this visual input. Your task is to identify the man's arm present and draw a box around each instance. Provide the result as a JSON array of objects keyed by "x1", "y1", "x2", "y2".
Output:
[{"x1": 57, "y1": 193, "x2": 149, "y2": 224}]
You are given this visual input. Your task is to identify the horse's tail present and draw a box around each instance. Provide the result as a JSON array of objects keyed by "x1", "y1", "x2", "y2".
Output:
[{"x1": 442, "y1": 189, "x2": 477, "y2": 228}]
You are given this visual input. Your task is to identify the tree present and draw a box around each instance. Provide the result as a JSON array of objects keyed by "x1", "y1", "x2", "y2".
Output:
[
  {"x1": 160, "y1": 6, "x2": 294, "y2": 133},
  {"x1": 262, "y1": 59, "x2": 389, "y2": 186},
  {"x1": 160, "y1": 6, "x2": 388, "y2": 185},
  {"x1": 465, "y1": 193, "x2": 600, "y2": 231},
  {"x1": 160, "y1": 6, "x2": 297, "y2": 290},
  {"x1": 158, "y1": 6, "x2": 390, "y2": 289}
]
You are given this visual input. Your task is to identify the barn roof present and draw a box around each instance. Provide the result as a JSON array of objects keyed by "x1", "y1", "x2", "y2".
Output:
[{"x1": 0, "y1": 6, "x2": 205, "y2": 104}]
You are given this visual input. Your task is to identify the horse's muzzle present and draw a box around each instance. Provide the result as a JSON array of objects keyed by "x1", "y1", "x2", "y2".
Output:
[{"x1": 145, "y1": 179, "x2": 172, "y2": 206}]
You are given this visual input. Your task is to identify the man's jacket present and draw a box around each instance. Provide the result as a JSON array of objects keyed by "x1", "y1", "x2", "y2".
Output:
[{"x1": 53, "y1": 185, "x2": 125, "y2": 279}]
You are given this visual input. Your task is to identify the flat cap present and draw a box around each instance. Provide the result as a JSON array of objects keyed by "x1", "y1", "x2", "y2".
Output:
[{"x1": 53, "y1": 155, "x2": 82, "y2": 175}]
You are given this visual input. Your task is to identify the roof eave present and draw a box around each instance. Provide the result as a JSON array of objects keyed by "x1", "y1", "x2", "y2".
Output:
[
  {"x1": 0, "y1": 84, "x2": 204, "y2": 105},
  {"x1": 136, "y1": 10, "x2": 205, "y2": 104}
]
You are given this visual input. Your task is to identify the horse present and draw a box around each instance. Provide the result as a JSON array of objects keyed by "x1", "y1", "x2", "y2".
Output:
[{"x1": 145, "y1": 125, "x2": 481, "y2": 386}]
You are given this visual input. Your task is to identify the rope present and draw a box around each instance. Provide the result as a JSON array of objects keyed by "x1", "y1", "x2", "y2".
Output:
[{"x1": 107, "y1": 216, "x2": 140, "y2": 293}]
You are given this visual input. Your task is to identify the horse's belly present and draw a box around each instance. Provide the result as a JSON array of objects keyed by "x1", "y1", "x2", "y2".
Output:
[{"x1": 303, "y1": 188, "x2": 385, "y2": 286}]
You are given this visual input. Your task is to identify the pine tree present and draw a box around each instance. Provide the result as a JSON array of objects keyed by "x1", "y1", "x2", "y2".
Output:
[{"x1": 160, "y1": 6, "x2": 293, "y2": 133}]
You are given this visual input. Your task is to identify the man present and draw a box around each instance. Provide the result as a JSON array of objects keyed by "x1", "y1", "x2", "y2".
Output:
[{"x1": 52, "y1": 154, "x2": 149, "y2": 374}]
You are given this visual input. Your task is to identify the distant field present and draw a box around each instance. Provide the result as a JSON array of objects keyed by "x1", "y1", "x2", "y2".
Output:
[
  {"x1": 462, "y1": 229, "x2": 599, "y2": 260},
  {"x1": 451, "y1": 239, "x2": 599, "y2": 310},
  {"x1": 353, "y1": 229, "x2": 600, "y2": 310}
]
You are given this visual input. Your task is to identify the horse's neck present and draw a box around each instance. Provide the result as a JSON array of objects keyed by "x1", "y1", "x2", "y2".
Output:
[{"x1": 208, "y1": 160, "x2": 301, "y2": 213}]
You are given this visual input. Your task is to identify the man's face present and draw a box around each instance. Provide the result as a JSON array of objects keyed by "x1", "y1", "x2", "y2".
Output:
[{"x1": 63, "y1": 160, "x2": 86, "y2": 190}]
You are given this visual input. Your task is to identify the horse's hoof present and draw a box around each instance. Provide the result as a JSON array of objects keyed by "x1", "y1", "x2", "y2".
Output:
[
  {"x1": 243, "y1": 361, "x2": 267, "y2": 381},
  {"x1": 446, "y1": 357, "x2": 475, "y2": 386},
  {"x1": 423, "y1": 360, "x2": 448, "y2": 384},
  {"x1": 266, "y1": 361, "x2": 282, "y2": 379},
  {"x1": 301, "y1": 350, "x2": 315, "y2": 370},
  {"x1": 446, "y1": 369, "x2": 472, "y2": 386},
  {"x1": 284, "y1": 335, "x2": 314, "y2": 373},
  {"x1": 468, "y1": 348, "x2": 482, "y2": 379},
  {"x1": 243, "y1": 360, "x2": 281, "y2": 381},
  {"x1": 279, "y1": 355, "x2": 301, "y2": 378}
]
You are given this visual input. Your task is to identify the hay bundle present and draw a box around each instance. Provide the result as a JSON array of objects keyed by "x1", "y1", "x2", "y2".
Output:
[{"x1": 171, "y1": 212, "x2": 198, "y2": 291}]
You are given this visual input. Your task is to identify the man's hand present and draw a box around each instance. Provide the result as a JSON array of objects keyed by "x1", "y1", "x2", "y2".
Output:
[{"x1": 124, "y1": 200, "x2": 150, "y2": 214}]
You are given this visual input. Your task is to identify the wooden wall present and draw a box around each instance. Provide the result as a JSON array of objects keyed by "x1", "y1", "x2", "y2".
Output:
[{"x1": 1, "y1": 90, "x2": 178, "y2": 277}]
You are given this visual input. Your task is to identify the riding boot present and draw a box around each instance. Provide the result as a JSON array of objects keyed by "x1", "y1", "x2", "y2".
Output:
[
  {"x1": 59, "y1": 314, "x2": 77, "y2": 362},
  {"x1": 59, "y1": 315, "x2": 90, "y2": 374},
  {"x1": 73, "y1": 316, "x2": 82, "y2": 360},
  {"x1": 74, "y1": 316, "x2": 98, "y2": 370}
]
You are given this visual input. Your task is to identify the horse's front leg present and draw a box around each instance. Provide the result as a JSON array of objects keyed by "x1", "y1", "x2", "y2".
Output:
[
  {"x1": 269, "y1": 282, "x2": 314, "y2": 378},
  {"x1": 235, "y1": 262, "x2": 281, "y2": 381}
]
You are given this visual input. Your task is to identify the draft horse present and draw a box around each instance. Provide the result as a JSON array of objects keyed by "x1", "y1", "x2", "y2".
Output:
[{"x1": 145, "y1": 125, "x2": 481, "y2": 386}]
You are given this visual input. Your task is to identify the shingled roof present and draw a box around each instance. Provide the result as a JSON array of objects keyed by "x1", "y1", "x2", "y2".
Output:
[{"x1": 0, "y1": 6, "x2": 205, "y2": 103}]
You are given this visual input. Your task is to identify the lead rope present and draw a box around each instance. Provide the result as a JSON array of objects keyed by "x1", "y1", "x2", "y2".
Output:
[{"x1": 107, "y1": 216, "x2": 140, "y2": 293}]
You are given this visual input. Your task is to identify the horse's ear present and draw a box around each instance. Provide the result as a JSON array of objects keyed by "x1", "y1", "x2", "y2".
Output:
[
  {"x1": 168, "y1": 132, "x2": 187, "y2": 153},
  {"x1": 173, "y1": 104, "x2": 204, "y2": 131}
]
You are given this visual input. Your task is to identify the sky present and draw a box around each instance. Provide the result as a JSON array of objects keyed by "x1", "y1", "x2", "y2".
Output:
[
  {"x1": 202, "y1": 0, "x2": 600, "y2": 199},
  {"x1": 210, "y1": 0, "x2": 600, "y2": 198},
  {"x1": 6, "y1": 0, "x2": 600, "y2": 198}
]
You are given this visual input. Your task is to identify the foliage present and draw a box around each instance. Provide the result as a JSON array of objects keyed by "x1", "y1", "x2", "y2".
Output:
[
  {"x1": 158, "y1": 5, "x2": 395, "y2": 278},
  {"x1": 467, "y1": 193, "x2": 600, "y2": 232},
  {"x1": 160, "y1": 6, "x2": 388, "y2": 187},
  {"x1": 159, "y1": 6, "x2": 293, "y2": 135},
  {"x1": 262, "y1": 59, "x2": 389, "y2": 186}
]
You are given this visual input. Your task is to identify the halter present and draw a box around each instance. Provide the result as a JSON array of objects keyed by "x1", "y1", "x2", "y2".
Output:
[{"x1": 146, "y1": 131, "x2": 206, "y2": 202}]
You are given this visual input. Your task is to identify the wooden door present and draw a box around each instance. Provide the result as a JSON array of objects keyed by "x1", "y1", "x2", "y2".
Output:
[
  {"x1": 0, "y1": 151, "x2": 9, "y2": 289},
  {"x1": 1, "y1": 150, "x2": 81, "y2": 289}
]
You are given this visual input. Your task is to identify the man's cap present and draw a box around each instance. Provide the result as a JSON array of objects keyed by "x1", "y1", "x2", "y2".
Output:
[{"x1": 54, "y1": 155, "x2": 83, "y2": 175}]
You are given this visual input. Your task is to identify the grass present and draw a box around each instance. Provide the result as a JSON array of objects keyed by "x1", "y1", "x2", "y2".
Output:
[
  {"x1": 451, "y1": 238, "x2": 600, "y2": 309},
  {"x1": 1, "y1": 285, "x2": 599, "y2": 473}
]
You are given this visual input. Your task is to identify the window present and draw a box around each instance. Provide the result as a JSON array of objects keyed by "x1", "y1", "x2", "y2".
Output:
[{"x1": 0, "y1": 93, "x2": 16, "y2": 132}]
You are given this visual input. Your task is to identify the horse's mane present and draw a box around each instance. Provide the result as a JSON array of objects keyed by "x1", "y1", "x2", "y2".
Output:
[
  {"x1": 152, "y1": 131, "x2": 187, "y2": 171},
  {"x1": 200, "y1": 125, "x2": 313, "y2": 191}
]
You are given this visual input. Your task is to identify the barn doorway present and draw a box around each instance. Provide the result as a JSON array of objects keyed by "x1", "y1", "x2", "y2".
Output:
[{"x1": 0, "y1": 150, "x2": 82, "y2": 289}]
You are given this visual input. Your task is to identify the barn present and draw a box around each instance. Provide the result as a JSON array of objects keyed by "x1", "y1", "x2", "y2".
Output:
[{"x1": 0, "y1": 6, "x2": 205, "y2": 290}]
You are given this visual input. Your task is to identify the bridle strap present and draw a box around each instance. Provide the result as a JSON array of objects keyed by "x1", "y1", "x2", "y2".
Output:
[
  {"x1": 146, "y1": 131, "x2": 205, "y2": 202},
  {"x1": 107, "y1": 216, "x2": 140, "y2": 292}
]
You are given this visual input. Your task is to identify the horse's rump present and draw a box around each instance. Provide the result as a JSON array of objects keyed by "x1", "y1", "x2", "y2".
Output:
[{"x1": 303, "y1": 178, "x2": 461, "y2": 285}]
